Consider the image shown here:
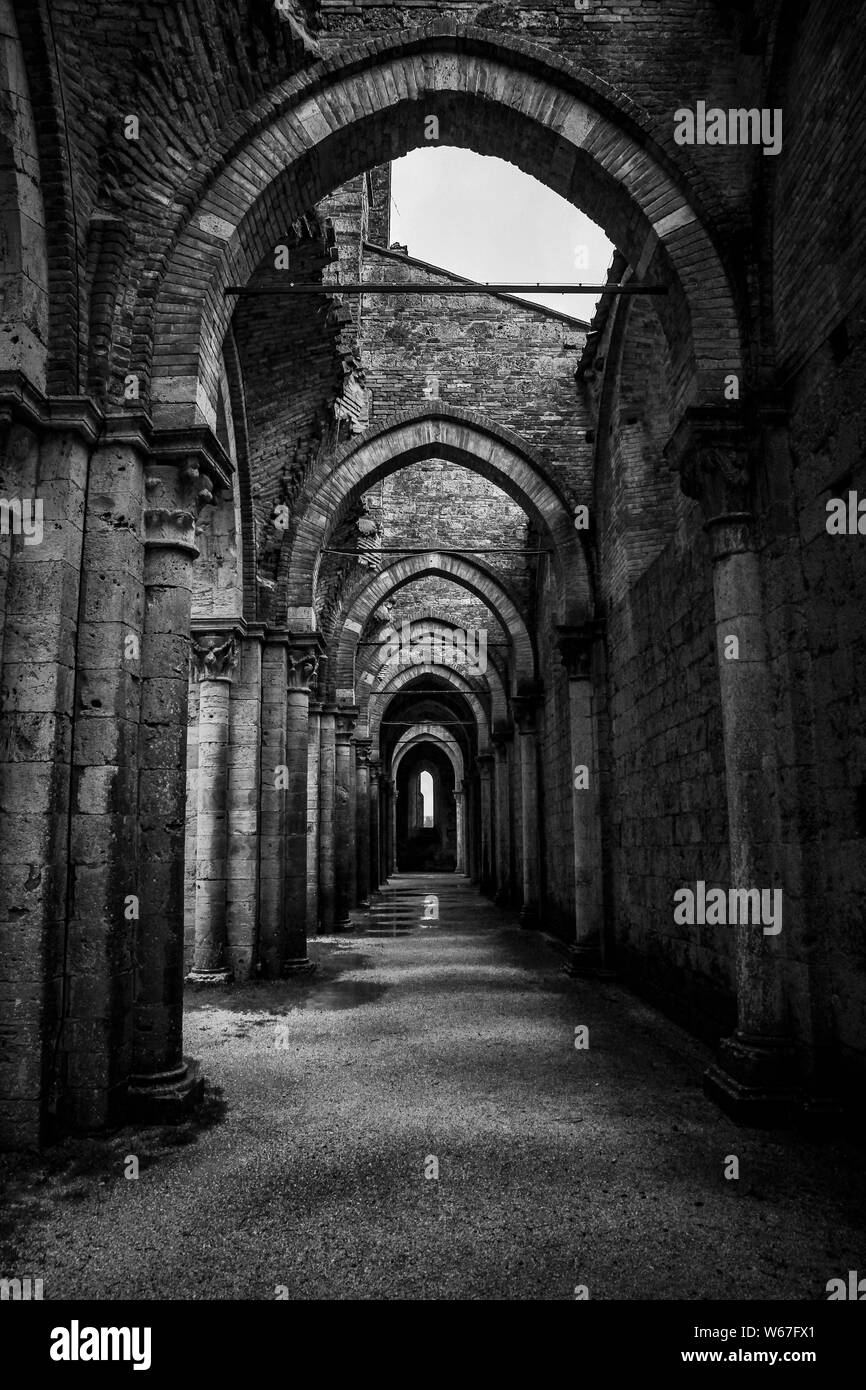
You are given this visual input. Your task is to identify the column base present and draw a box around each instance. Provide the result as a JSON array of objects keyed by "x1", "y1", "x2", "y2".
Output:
[
  {"x1": 563, "y1": 942, "x2": 602, "y2": 977},
  {"x1": 519, "y1": 904, "x2": 538, "y2": 930},
  {"x1": 703, "y1": 1032, "x2": 800, "y2": 1127},
  {"x1": 281, "y1": 957, "x2": 316, "y2": 978},
  {"x1": 185, "y1": 968, "x2": 233, "y2": 989},
  {"x1": 126, "y1": 1059, "x2": 204, "y2": 1124}
]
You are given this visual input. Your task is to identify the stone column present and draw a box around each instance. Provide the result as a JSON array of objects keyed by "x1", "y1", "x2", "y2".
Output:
[
  {"x1": 557, "y1": 625, "x2": 605, "y2": 975},
  {"x1": 283, "y1": 641, "x2": 319, "y2": 973},
  {"x1": 385, "y1": 777, "x2": 397, "y2": 876},
  {"x1": 513, "y1": 688, "x2": 543, "y2": 929},
  {"x1": 492, "y1": 722, "x2": 513, "y2": 905},
  {"x1": 318, "y1": 704, "x2": 337, "y2": 930},
  {"x1": 668, "y1": 410, "x2": 797, "y2": 1123},
  {"x1": 454, "y1": 786, "x2": 465, "y2": 874},
  {"x1": 187, "y1": 631, "x2": 237, "y2": 985},
  {"x1": 258, "y1": 635, "x2": 287, "y2": 975},
  {"x1": 368, "y1": 757, "x2": 382, "y2": 893},
  {"x1": 334, "y1": 706, "x2": 359, "y2": 927},
  {"x1": 129, "y1": 439, "x2": 229, "y2": 1120},
  {"x1": 477, "y1": 754, "x2": 494, "y2": 895},
  {"x1": 355, "y1": 738, "x2": 372, "y2": 907},
  {"x1": 225, "y1": 630, "x2": 263, "y2": 982},
  {"x1": 307, "y1": 701, "x2": 322, "y2": 933},
  {"x1": 0, "y1": 400, "x2": 101, "y2": 1142}
]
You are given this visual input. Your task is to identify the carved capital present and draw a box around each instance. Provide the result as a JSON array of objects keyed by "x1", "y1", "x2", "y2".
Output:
[
  {"x1": 335, "y1": 705, "x2": 360, "y2": 743},
  {"x1": 555, "y1": 623, "x2": 603, "y2": 680},
  {"x1": 144, "y1": 456, "x2": 215, "y2": 554},
  {"x1": 512, "y1": 701, "x2": 538, "y2": 734},
  {"x1": 191, "y1": 634, "x2": 238, "y2": 683},
  {"x1": 287, "y1": 646, "x2": 318, "y2": 692},
  {"x1": 664, "y1": 408, "x2": 754, "y2": 525},
  {"x1": 491, "y1": 718, "x2": 514, "y2": 748},
  {"x1": 354, "y1": 737, "x2": 373, "y2": 766},
  {"x1": 512, "y1": 681, "x2": 543, "y2": 734}
]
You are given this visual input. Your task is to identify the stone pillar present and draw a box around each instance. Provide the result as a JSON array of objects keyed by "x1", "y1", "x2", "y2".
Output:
[
  {"x1": 492, "y1": 722, "x2": 513, "y2": 905},
  {"x1": 355, "y1": 738, "x2": 372, "y2": 907},
  {"x1": 513, "y1": 688, "x2": 543, "y2": 929},
  {"x1": 454, "y1": 786, "x2": 465, "y2": 874},
  {"x1": 334, "y1": 706, "x2": 359, "y2": 927},
  {"x1": 129, "y1": 439, "x2": 229, "y2": 1121},
  {"x1": 478, "y1": 754, "x2": 495, "y2": 895},
  {"x1": 557, "y1": 625, "x2": 605, "y2": 975},
  {"x1": 283, "y1": 641, "x2": 319, "y2": 973},
  {"x1": 0, "y1": 401, "x2": 100, "y2": 1143},
  {"x1": 65, "y1": 421, "x2": 145, "y2": 1133},
  {"x1": 258, "y1": 635, "x2": 287, "y2": 975},
  {"x1": 318, "y1": 704, "x2": 337, "y2": 930},
  {"x1": 668, "y1": 410, "x2": 797, "y2": 1123},
  {"x1": 307, "y1": 701, "x2": 322, "y2": 933},
  {"x1": 225, "y1": 630, "x2": 263, "y2": 982},
  {"x1": 385, "y1": 777, "x2": 397, "y2": 876},
  {"x1": 368, "y1": 757, "x2": 382, "y2": 893},
  {"x1": 187, "y1": 631, "x2": 237, "y2": 985}
]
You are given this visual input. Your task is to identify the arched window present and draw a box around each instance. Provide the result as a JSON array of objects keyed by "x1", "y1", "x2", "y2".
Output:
[{"x1": 419, "y1": 770, "x2": 435, "y2": 828}]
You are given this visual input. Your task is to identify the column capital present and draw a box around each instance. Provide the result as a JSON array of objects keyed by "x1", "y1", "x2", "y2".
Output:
[
  {"x1": 287, "y1": 647, "x2": 319, "y2": 693},
  {"x1": 334, "y1": 705, "x2": 360, "y2": 742},
  {"x1": 512, "y1": 681, "x2": 544, "y2": 734},
  {"x1": 664, "y1": 407, "x2": 755, "y2": 531},
  {"x1": 555, "y1": 622, "x2": 604, "y2": 680},
  {"x1": 145, "y1": 426, "x2": 233, "y2": 556},
  {"x1": 491, "y1": 718, "x2": 514, "y2": 747},
  {"x1": 354, "y1": 736, "x2": 373, "y2": 765},
  {"x1": 477, "y1": 751, "x2": 494, "y2": 773},
  {"x1": 191, "y1": 632, "x2": 239, "y2": 683}
]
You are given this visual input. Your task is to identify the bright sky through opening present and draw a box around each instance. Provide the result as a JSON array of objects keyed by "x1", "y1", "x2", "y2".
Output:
[{"x1": 390, "y1": 148, "x2": 614, "y2": 323}]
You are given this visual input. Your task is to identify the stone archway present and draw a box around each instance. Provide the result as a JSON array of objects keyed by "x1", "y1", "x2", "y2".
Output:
[
  {"x1": 282, "y1": 405, "x2": 591, "y2": 628},
  {"x1": 145, "y1": 26, "x2": 744, "y2": 434},
  {"x1": 330, "y1": 550, "x2": 536, "y2": 694}
]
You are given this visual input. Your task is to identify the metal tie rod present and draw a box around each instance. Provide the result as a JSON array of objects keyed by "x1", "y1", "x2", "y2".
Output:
[{"x1": 224, "y1": 281, "x2": 668, "y2": 297}]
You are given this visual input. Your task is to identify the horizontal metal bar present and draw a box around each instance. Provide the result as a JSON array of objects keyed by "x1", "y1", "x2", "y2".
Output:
[
  {"x1": 322, "y1": 547, "x2": 550, "y2": 555},
  {"x1": 369, "y1": 689, "x2": 490, "y2": 694},
  {"x1": 224, "y1": 281, "x2": 667, "y2": 297},
  {"x1": 379, "y1": 720, "x2": 478, "y2": 725}
]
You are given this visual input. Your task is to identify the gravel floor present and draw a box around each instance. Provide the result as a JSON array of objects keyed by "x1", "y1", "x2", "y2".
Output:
[{"x1": 2, "y1": 874, "x2": 863, "y2": 1300}]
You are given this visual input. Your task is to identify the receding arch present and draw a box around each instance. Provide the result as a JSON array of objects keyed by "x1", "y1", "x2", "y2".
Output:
[
  {"x1": 283, "y1": 405, "x2": 589, "y2": 628},
  {"x1": 355, "y1": 617, "x2": 509, "y2": 729},
  {"x1": 370, "y1": 665, "x2": 489, "y2": 757},
  {"x1": 392, "y1": 725, "x2": 465, "y2": 787},
  {"x1": 146, "y1": 26, "x2": 744, "y2": 433},
  {"x1": 332, "y1": 551, "x2": 534, "y2": 693}
]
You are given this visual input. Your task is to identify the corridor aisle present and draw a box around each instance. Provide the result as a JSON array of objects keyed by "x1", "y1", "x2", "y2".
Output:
[{"x1": 3, "y1": 875, "x2": 861, "y2": 1300}]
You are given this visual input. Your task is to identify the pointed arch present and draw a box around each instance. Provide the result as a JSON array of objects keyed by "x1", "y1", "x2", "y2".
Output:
[{"x1": 145, "y1": 25, "x2": 745, "y2": 435}]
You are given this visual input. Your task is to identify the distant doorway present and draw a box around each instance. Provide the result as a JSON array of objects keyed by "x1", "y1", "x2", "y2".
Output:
[{"x1": 396, "y1": 745, "x2": 456, "y2": 871}]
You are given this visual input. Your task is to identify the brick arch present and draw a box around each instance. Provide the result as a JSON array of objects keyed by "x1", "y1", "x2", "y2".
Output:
[
  {"x1": 0, "y1": 2, "x2": 50, "y2": 392},
  {"x1": 370, "y1": 665, "x2": 490, "y2": 758},
  {"x1": 355, "y1": 614, "x2": 509, "y2": 728},
  {"x1": 281, "y1": 406, "x2": 589, "y2": 626},
  {"x1": 392, "y1": 727, "x2": 465, "y2": 787},
  {"x1": 359, "y1": 651, "x2": 507, "y2": 736},
  {"x1": 331, "y1": 552, "x2": 534, "y2": 693},
  {"x1": 147, "y1": 26, "x2": 744, "y2": 433}
]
